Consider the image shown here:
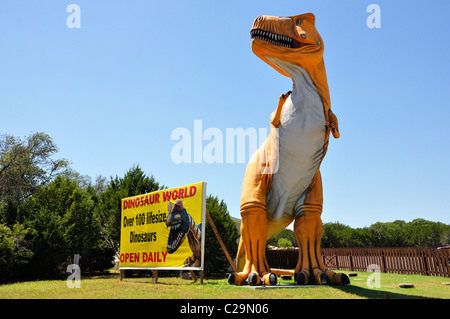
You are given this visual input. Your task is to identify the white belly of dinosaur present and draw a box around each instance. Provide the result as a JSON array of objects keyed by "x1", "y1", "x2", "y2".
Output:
[{"x1": 266, "y1": 88, "x2": 326, "y2": 221}]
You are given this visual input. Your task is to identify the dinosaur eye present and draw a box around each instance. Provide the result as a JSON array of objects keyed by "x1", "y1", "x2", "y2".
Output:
[
  {"x1": 301, "y1": 34, "x2": 306, "y2": 39},
  {"x1": 296, "y1": 18, "x2": 303, "y2": 25}
]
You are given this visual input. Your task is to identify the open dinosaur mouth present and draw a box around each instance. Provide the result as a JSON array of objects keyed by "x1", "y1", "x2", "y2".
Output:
[
  {"x1": 166, "y1": 211, "x2": 190, "y2": 253},
  {"x1": 251, "y1": 29, "x2": 303, "y2": 48}
]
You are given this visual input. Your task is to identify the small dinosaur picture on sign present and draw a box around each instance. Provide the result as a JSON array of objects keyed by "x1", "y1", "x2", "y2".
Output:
[{"x1": 166, "y1": 200, "x2": 202, "y2": 267}]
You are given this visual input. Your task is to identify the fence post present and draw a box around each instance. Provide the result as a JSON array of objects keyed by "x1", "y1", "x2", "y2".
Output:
[
  {"x1": 335, "y1": 250, "x2": 340, "y2": 270},
  {"x1": 422, "y1": 249, "x2": 429, "y2": 276},
  {"x1": 349, "y1": 249, "x2": 354, "y2": 271}
]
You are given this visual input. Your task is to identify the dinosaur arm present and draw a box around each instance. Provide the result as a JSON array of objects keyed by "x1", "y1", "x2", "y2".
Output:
[
  {"x1": 270, "y1": 91, "x2": 292, "y2": 128},
  {"x1": 327, "y1": 109, "x2": 340, "y2": 139}
]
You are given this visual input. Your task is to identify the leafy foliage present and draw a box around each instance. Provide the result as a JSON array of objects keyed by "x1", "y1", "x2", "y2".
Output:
[
  {"x1": 267, "y1": 229, "x2": 297, "y2": 248},
  {"x1": 0, "y1": 223, "x2": 32, "y2": 282},
  {"x1": 0, "y1": 132, "x2": 68, "y2": 198},
  {"x1": 269, "y1": 220, "x2": 449, "y2": 249},
  {"x1": 277, "y1": 238, "x2": 293, "y2": 248},
  {"x1": 0, "y1": 132, "x2": 68, "y2": 225},
  {"x1": 321, "y1": 219, "x2": 450, "y2": 248}
]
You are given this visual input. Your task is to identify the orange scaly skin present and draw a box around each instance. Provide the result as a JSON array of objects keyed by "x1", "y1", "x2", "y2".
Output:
[{"x1": 229, "y1": 13, "x2": 348, "y2": 286}]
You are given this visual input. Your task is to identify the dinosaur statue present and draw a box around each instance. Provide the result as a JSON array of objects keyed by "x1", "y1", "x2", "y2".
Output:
[
  {"x1": 166, "y1": 200, "x2": 202, "y2": 267},
  {"x1": 228, "y1": 13, "x2": 349, "y2": 286}
]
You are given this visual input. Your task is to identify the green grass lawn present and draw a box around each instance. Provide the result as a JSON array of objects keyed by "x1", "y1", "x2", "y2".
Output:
[{"x1": 0, "y1": 271, "x2": 449, "y2": 299}]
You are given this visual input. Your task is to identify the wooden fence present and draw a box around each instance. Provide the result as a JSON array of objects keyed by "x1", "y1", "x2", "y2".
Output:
[{"x1": 266, "y1": 247, "x2": 450, "y2": 277}]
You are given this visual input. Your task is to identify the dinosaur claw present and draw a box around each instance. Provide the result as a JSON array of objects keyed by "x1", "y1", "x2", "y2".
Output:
[
  {"x1": 338, "y1": 273, "x2": 350, "y2": 286},
  {"x1": 262, "y1": 272, "x2": 278, "y2": 285},
  {"x1": 228, "y1": 272, "x2": 246, "y2": 285},
  {"x1": 319, "y1": 272, "x2": 329, "y2": 285},
  {"x1": 269, "y1": 273, "x2": 277, "y2": 285},
  {"x1": 324, "y1": 270, "x2": 350, "y2": 286},
  {"x1": 296, "y1": 272, "x2": 308, "y2": 285},
  {"x1": 248, "y1": 272, "x2": 260, "y2": 286}
]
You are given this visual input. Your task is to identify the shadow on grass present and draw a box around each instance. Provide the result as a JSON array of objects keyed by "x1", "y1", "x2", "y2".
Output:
[{"x1": 333, "y1": 285, "x2": 433, "y2": 299}]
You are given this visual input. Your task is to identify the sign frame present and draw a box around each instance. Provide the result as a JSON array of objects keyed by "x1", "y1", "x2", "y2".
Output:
[{"x1": 119, "y1": 181, "x2": 207, "y2": 271}]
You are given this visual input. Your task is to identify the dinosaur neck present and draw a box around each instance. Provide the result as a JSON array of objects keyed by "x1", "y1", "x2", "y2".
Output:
[{"x1": 266, "y1": 56, "x2": 323, "y2": 109}]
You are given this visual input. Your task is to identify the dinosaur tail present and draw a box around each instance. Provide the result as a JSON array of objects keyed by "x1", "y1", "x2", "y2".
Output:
[{"x1": 270, "y1": 268, "x2": 295, "y2": 276}]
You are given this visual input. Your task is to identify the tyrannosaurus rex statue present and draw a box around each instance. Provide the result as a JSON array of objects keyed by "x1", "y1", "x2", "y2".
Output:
[{"x1": 228, "y1": 13, "x2": 349, "y2": 286}]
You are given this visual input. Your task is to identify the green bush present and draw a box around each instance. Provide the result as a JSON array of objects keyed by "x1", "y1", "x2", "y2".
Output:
[
  {"x1": 0, "y1": 223, "x2": 32, "y2": 282},
  {"x1": 277, "y1": 238, "x2": 293, "y2": 248}
]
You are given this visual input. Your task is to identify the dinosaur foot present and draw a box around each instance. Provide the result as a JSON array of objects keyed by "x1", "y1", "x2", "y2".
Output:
[
  {"x1": 228, "y1": 273, "x2": 243, "y2": 285},
  {"x1": 294, "y1": 269, "x2": 350, "y2": 286},
  {"x1": 261, "y1": 272, "x2": 277, "y2": 285},
  {"x1": 295, "y1": 268, "x2": 328, "y2": 285},
  {"x1": 330, "y1": 272, "x2": 350, "y2": 285},
  {"x1": 293, "y1": 208, "x2": 350, "y2": 286},
  {"x1": 228, "y1": 272, "x2": 277, "y2": 286},
  {"x1": 248, "y1": 272, "x2": 261, "y2": 286}
]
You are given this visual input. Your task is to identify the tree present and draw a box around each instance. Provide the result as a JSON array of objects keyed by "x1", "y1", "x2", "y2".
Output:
[
  {"x1": 24, "y1": 175, "x2": 114, "y2": 279},
  {"x1": 441, "y1": 230, "x2": 450, "y2": 247},
  {"x1": 204, "y1": 195, "x2": 239, "y2": 275},
  {"x1": 369, "y1": 220, "x2": 412, "y2": 247},
  {"x1": 0, "y1": 223, "x2": 32, "y2": 283},
  {"x1": 0, "y1": 132, "x2": 68, "y2": 201},
  {"x1": 62, "y1": 183, "x2": 115, "y2": 274},
  {"x1": 0, "y1": 132, "x2": 68, "y2": 225},
  {"x1": 321, "y1": 219, "x2": 450, "y2": 248},
  {"x1": 277, "y1": 238, "x2": 293, "y2": 248},
  {"x1": 267, "y1": 229, "x2": 297, "y2": 248},
  {"x1": 405, "y1": 219, "x2": 449, "y2": 247},
  {"x1": 322, "y1": 222, "x2": 354, "y2": 248}
]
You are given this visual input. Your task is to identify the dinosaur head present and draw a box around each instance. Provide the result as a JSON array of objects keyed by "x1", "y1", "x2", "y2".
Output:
[
  {"x1": 166, "y1": 200, "x2": 190, "y2": 253},
  {"x1": 250, "y1": 13, "x2": 340, "y2": 139},
  {"x1": 250, "y1": 13, "x2": 324, "y2": 78}
]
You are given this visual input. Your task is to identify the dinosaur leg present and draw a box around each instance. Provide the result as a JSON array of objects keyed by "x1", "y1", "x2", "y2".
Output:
[
  {"x1": 229, "y1": 120, "x2": 281, "y2": 286},
  {"x1": 228, "y1": 203, "x2": 277, "y2": 285},
  {"x1": 294, "y1": 170, "x2": 350, "y2": 285},
  {"x1": 294, "y1": 206, "x2": 328, "y2": 285},
  {"x1": 232, "y1": 215, "x2": 293, "y2": 284},
  {"x1": 235, "y1": 236, "x2": 246, "y2": 275}
]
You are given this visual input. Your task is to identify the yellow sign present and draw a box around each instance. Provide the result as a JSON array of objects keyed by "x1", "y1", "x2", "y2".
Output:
[{"x1": 119, "y1": 181, "x2": 206, "y2": 270}]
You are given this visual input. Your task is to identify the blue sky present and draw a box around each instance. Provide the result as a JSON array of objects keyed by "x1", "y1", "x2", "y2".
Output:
[{"x1": 1, "y1": 1, "x2": 449, "y2": 228}]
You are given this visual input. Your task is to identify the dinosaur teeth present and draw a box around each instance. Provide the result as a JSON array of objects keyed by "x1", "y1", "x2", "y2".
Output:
[{"x1": 251, "y1": 29, "x2": 295, "y2": 48}]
